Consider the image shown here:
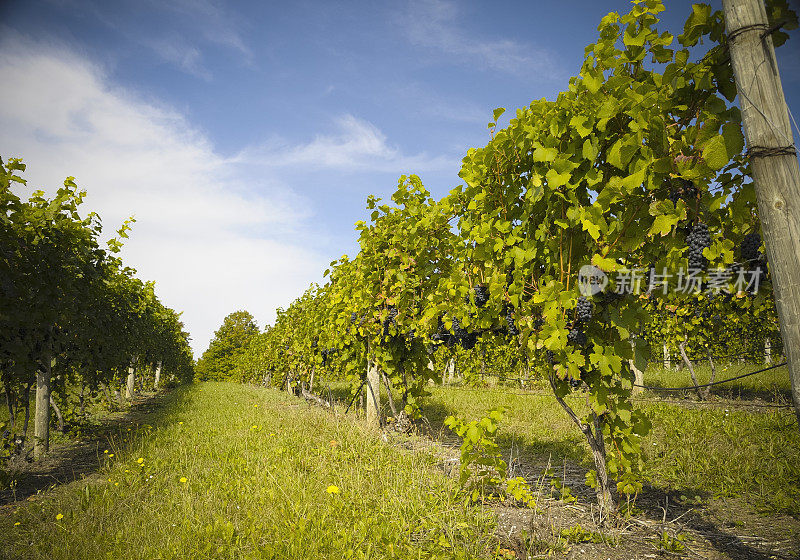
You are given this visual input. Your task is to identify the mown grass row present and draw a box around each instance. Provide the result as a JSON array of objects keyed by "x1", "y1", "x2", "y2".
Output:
[{"x1": 0, "y1": 383, "x2": 497, "y2": 560}]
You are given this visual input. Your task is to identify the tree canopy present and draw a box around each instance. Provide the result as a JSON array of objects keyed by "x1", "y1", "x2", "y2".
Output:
[{"x1": 196, "y1": 310, "x2": 259, "y2": 381}]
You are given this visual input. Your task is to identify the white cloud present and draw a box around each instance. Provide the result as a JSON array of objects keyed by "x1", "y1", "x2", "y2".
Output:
[
  {"x1": 236, "y1": 114, "x2": 458, "y2": 173},
  {"x1": 0, "y1": 35, "x2": 324, "y2": 356},
  {"x1": 403, "y1": 0, "x2": 557, "y2": 76}
]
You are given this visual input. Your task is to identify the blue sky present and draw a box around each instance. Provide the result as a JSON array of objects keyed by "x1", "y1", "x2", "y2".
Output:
[{"x1": 1, "y1": 0, "x2": 798, "y2": 355}]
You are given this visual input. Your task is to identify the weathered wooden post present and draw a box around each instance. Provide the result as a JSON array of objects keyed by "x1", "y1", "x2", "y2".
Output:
[
  {"x1": 154, "y1": 360, "x2": 162, "y2": 389},
  {"x1": 722, "y1": 0, "x2": 800, "y2": 424},
  {"x1": 365, "y1": 359, "x2": 381, "y2": 427},
  {"x1": 125, "y1": 360, "x2": 136, "y2": 400},
  {"x1": 33, "y1": 344, "x2": 52, "y2": 459}
]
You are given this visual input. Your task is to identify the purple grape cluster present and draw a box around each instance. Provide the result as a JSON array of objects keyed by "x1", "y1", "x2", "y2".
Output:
[
  {"x1": 741, "y1": 233, "x2": 761, "y2": 262},
  {"x1": 686, "y1": 222, "x2": 711, "y2": 270},
  {"x1": 668, "y1": 178, "x2": 699, "y2": 205},
  {"x1": 576, "y1": 296, "x2": 592, "y2": 323},
  {"x1": 505, "y1": 308, "x2": 519, "y2": 336},
  {"x1": 382, "y1": 307, "x2": 398, "y2": 338},
  {"x1": 567, "y1": 328, "x2": 587, "y2": 346},
  {"x1": 473, "y1": 285, "x2": 489, "y2": 308}
]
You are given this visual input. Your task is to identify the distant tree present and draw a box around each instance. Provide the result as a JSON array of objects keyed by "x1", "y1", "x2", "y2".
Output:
[{"x1": 196, "y1": 311, "x2": 259, "y2": 381}]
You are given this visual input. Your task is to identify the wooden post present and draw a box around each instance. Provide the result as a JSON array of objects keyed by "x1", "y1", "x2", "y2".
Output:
[
  {"x1": 365, "y1": 359, "x2": 380, "y2": 427},
  {"x1": 126, "y1": 361, "x2": 136, "y2": 400},
  {"x1": 663, "y1": 343, "x2": 671, "y2": 370},
  {"x1": 630, "y1": 340, "x2": 644, "y2": 395},
  {"x1": 722, "y1": 0, "x2": 800, "y2": 424},
  {"x1": 33, "y1": 346, "x2": 52, "y2": 459},
  {"x1": 154, "y1": 360, "x2": 162, "y2": 389},
  {"x1": 630, "y1": 359, "x2": 644, "y2": 395},
  {"x1": 765, "y1": 338, "x2": 772, "y2": 364}
]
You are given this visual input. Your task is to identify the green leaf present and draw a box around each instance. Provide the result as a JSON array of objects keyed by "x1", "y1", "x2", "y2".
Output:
[
  {"x1": 546, "y1": 168, "x2": 571, "y2": 188},
  {"x1": 582, "y1": 69, "x2": 603, "y2": 94},
  {"x1": 570, "y1": 115, "x2": 593, "y2": 138},
  {"x1": 607, "y1": 136, "x2": 638, "y2": 170},
  {"x1": 702, "y1": 122, "x2": 744, "y2": 170},
  {"x1": 492, "y1": 107, "x2": 506, "y2": 122},
  {"x1": 649, "y1": 214, "x2": 679, "y2": 237},
  {"x1": 592, "y1": 254, "x2": 618, "y2": 272}
]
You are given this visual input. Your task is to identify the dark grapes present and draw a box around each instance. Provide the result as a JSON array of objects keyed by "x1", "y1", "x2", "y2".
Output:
[
  {"x1": 741, "y1": 233, "x2": 761, "y2": 262},
  {"x1": 505, "y1": 309, "x2": 519, "y2": 336},
  {"x1": 451, "y1": 317, "x2": 467, "y2": 338},
  {"x1": 668, "y1": 178, "x2": 699, "y2": 205},
  {"x1": 576, "y1": 296, "x2": 592, "y2": 323},
  {"x1": 460, "y1": 332, "x2": 477, "y2": 350},
  {"x1": 686, "y1": 222, "x2": 711, "y2": 270},
  {"x1": 382, "y1": 307, "x2": 398, "y2": 338},
  {"x1": 473, "y1": 285, "x2": 489, "y2": 308},
  {"x1": 567, "y1": 327, "x2": 587, "y2": 346}
]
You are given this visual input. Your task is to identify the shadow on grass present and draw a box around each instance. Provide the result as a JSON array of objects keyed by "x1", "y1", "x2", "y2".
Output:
[
  {"x1": 643, "y1": 384, "x2": 792, "y2": 404},
  {"x1": 0, "y1": 390, "x2": 172, "y2": 507},
  {"x1": 416, "y1": 386, "x2": 791, "y2": 560}
]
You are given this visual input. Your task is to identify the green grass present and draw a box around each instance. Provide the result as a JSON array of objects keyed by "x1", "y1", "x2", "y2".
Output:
[
  {"x1": 642, "y1": 360, "x2": 791, "y2": 399},
  {"x1": 423, "y1": 385, "x2": 800, "y2": 516},
  {"x1": 0, "y1": 383, "x2": 496, "y2": 560}
]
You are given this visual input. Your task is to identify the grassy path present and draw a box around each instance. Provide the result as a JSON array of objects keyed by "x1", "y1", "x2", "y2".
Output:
[{"x1": 0, "y1": 383, "x2": 495, "y2": 560}]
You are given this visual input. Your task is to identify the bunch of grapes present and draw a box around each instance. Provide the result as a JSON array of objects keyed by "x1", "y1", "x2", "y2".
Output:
[
  {"x1": 741, "y1": 233, "x2": 761, "y2": 263},
  {"x1": 567, "y1": 328, "x2": 587, "y2": 346},
  {"x1": 668, "y1": 178, "x2": 699, "y2": 205},
  {"x1": 451, "y1": 317, "x2": 467, "y2": 339},
  {"x1": 460, "y1": 332, "x2": 478, "y2": 350},
  {"x1": 505, "y1": 307, "x2": 519, "y2": 336},
  {"x1": 321, "y1": 348, "x2": 333, "y2": 365},
  {"x1": 473, "y1": 285, "x2": 489, "y2": 308},
  {"x1": 350, "y1": 312, "x2": 358, "y2": 324},
  {"x1": 576, "y1": 296, "x2": 592, "y2": 322},
  {"x1": 686, "y1": 222, "x2": 711, "y2": 270},
  {"x1": 382, "y1": 307, "x2": 398, "y2": 339},
  {"x1": 431, "y1": 315, "x2": 449, "y2": 343}
]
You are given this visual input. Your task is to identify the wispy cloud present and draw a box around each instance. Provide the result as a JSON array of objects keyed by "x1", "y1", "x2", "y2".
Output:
[
  {"x1": 0, "y1": 34, "x2": 322, "y2": 354},
  {"x1": 403, "y1": 0, "x2": 557, "y2": 77},
  {"x1": 236, "y1": 114, "x2": 458, "y2": 173},
  {"x1": 146, "y1": 37, "x2": 212, "y2": 81},
  {"x1": 157, "y1": 0, "x2": 254, "y2": 65},
  {"x1": 396, "y1": 83, "x2": 489, "y2": 124},
  {"x1": 39, "y1": 0, "x2": 253, "y2": 78}
]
